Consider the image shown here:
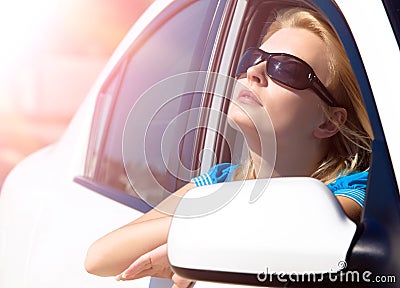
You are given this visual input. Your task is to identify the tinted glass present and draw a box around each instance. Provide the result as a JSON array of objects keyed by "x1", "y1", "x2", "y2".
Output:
[
  {"x1": 268, "y1": 56, "x2": 311, "y2": 88},
  {"x1": 85, "y1": 0, "x2": 219, "y2": 206}
]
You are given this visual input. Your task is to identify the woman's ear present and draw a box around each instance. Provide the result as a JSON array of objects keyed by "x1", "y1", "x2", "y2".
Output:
[{"x1": 313, "y1": 107, "x2": 347, "y2": 139}]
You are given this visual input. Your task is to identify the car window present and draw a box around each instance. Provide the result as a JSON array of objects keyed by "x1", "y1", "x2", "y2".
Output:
[
  {"x1": 215, "y1": 0, "x2": 399, "y2": 281},
  {"x1": 218, "y1": 0, "x2": 375, "y2": 189},
  {"x1": 216, "y1": 0, "x2": 380, "y2": 208},
  {"x1": 81, "y1": 0, "x2": 222, "y2": 211}
]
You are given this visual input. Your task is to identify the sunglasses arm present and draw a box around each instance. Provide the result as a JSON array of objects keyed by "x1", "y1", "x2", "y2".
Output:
[{"x1": 311, "y1": 76, "x2": 338, "y2": 107}]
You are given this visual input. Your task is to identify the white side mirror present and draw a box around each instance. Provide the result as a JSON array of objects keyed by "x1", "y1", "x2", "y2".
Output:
[{"x1": 168, "y1": 177, "x2": 357, "y2": 285}]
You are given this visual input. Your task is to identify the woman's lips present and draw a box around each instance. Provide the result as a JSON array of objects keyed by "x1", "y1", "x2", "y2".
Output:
[{"x1": 237, "y1": 90, "x2": 263, "y2": 106}]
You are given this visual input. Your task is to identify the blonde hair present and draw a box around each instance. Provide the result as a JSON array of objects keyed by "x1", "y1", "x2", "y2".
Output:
[{"x1": 234, "y1": 8, "x2": 373, "y2": 184}]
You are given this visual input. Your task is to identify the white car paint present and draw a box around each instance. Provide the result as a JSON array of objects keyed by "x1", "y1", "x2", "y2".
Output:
[
  {"x1": 0, "y1": 1, "x2": 174, "y2": 288},
  {"x1": 335, "y1": 0, "x2": 400, "y2": 188},
  {"x1": 0, "y1": 0, "x2": 398, "y2": 288}
]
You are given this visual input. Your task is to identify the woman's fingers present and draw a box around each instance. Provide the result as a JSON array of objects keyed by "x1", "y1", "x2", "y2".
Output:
[
  {"x1": 116, "y1": 244, "x2": 173, "y2": 281},
  {"x1": 172, "y1": 274, "x2": 195, "y2": 288},
  {"x1": 115, "y1": 253, "x2": 152, "y2": 280},
  {"x1": 124, "y1": 253, "x2": 152, "y2": 278},
  {"x1": 118, "y1": 268, "x2": 153, "y2": 280}
]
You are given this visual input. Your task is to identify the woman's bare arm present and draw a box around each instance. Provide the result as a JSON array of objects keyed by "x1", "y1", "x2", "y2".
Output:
[
  {"x1": 84, "y1": 182, "x2": 195, "y2": 276},
  {"x1": 131, "y1": 182, "x2": 195, "y2": 225},
  {"x1": 336, "y1": 195, "x2": 362, "y2": 222}
]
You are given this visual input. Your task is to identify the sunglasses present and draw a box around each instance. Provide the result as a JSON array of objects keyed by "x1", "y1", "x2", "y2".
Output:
[{"x1": 235, "y1": 47, "x2": 338, "y2": 107}]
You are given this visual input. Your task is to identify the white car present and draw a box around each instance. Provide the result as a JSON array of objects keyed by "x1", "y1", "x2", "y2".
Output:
[{"x1": 1, "y1": 0, "x2": 399, "y2": 288}]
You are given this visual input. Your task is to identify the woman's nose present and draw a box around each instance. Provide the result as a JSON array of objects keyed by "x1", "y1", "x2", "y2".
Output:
[{"x1": 246, "y1": 63, "x2": 268, "y2": 87}]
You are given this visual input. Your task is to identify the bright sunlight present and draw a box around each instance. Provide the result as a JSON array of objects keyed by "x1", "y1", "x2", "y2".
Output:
[{"x1": 0, "y1": 0, "x2": 63, "y2": 69}]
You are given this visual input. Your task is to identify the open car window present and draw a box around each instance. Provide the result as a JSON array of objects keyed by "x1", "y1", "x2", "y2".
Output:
[{"x1": 211, "y1": 0, "x2": 400, "y2": 284}]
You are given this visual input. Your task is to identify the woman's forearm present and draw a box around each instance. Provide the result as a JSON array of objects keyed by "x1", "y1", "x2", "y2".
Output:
[
  {"x1": 131, "y1": 182, "x2": 195, "y2": 225},
  {"x1": 84, "y1": 182, "x2": 195, "y2": 277},
  {"x1": 85, "y1": 216, "x2": 171, "y2": 276}
]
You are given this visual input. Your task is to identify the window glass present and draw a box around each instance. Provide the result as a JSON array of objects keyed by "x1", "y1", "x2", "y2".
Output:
[{"x1": 85, "y1": 0, "x2": 219, "y2": 206}]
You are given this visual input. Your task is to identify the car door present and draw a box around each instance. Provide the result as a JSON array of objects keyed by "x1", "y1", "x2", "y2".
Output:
[
  {"x1": 73, "y1": 0, "x2": 238, "y2": 287},
  {"x1": 0, "y1": 1, "x2": 242, "y2": 288},
  {"x1": 189, "y1": 0, "x2": 400, "y2": 287}
]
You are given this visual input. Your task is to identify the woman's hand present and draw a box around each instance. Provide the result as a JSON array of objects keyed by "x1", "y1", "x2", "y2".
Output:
[
  {"x1": 85, "y1": 183, "x2": 195, "y2": 277},
  {"x1": 115, "y1": 244, "x2": 195, "y2": 288},
  {"x1": 172, "y1": 273, "x2": 195, "y2": 288},
  {"x1": 115, "y1": 244, "x2": 172, "y2": 280}
]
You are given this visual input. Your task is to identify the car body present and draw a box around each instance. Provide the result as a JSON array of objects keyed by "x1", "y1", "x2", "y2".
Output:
[{"x1": 0, "y1": 0, "x2": 399, "y2": 288}]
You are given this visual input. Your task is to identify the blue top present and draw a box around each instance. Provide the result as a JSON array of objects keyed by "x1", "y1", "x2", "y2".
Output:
[{"x1": 191, "y1": 163, "x2": 368, "y2": 207}]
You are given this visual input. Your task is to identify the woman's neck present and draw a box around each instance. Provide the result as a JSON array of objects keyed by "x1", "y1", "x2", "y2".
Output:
[
  {"x1": 248, "y1": 150, "x2": 276, "y2": 178},
  {"x1": 249, "y1": 140, "x2": 326, "y2": 178}
]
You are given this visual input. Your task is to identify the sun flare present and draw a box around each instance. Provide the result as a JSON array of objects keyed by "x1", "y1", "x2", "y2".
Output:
[{"x1": 0, "y1": 0, "x2": 63, "y2": 67}]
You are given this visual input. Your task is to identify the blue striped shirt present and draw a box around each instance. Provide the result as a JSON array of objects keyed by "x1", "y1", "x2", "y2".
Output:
[{"x1": 191, "y1": 163, "x2": 368, "y2": 207}]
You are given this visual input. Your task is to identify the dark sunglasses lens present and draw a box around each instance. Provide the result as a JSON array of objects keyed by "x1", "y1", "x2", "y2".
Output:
[
  {"x1": 267, "y1": 55, "x2": 311, "y2": 89},
  {"x1": 236, "y1": 49, "x2": 263, "y2": 76}
]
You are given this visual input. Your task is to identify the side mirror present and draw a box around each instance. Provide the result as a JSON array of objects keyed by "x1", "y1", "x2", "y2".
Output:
[{"x1": 168, "y1": 178, "x2": 357, "y2": 286}]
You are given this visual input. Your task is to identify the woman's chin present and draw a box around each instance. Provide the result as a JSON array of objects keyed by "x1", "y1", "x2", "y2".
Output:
[
  {"x1": 227, "y1": 103, "x2": 269, "y2": 131},
  {"x1": 227, "y1": 106, "x2": 255, "y2": 131},
  {"x1": 227, "y1": 103, "x2": 276, "y2": 152}
]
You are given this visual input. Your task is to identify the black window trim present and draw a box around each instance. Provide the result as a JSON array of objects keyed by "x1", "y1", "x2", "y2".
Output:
[
  {"x1": 382, "y1": 0, "x2": 400, "y2": 47},
  {"x1": 74, "y1": 176, "x2": 153, "y2": 212}
]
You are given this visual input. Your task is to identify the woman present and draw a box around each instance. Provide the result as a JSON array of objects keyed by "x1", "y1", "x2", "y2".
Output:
[{"x1": 84, "y1": 7, "x2": 372, "y2": 287}]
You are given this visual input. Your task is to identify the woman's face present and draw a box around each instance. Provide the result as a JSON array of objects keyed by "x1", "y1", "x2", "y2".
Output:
[{"x1": 228, "y1": 27, "x2": 331, "y2": 151}]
